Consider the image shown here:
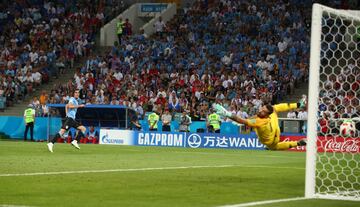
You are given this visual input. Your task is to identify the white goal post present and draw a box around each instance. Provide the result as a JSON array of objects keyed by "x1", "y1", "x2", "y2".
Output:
[{"x1": 306, "y1": 3, "x2": 360, "y2": 201}]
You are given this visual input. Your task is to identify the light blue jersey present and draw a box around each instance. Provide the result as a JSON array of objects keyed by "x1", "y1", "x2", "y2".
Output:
[{"x1": 67, "y1": 97, "x2": 78, "y2": 119}]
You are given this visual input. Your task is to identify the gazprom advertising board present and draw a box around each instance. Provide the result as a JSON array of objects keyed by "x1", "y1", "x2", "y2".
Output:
[
  {"x1": 99, "y1": 129, "x2": 135, "y2": 145},
  {"x1": 100, "y1": 129, "x2": 265, "y2": 150}
]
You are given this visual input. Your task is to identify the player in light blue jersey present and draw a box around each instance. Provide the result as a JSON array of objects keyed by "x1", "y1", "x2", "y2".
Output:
[{"x1": 47, "y1": 89, "x2": 86, "y2": 152}]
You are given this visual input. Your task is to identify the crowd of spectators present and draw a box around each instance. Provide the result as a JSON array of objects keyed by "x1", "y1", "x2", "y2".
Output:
[
  {"x1": 0, "y1": 0, "x2": 106, "y2": 108},
  {"x1": 24, "y1": 0, "x2": 359, "y2": 127},
  {"x1": 45, "y1": 0, "x2": 314, "y2": 122}
]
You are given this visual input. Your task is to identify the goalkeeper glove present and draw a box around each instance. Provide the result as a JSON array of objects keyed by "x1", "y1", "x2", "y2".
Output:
[
  {"x1": 298, "y1": 94, "x2": 307, "y2": 109},
  {"x1": 213, "y1": 103, "x2": 232, "y2": 118}
]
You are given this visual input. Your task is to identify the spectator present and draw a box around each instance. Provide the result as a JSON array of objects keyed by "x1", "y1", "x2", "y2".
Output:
[
  {"x1": 287, "y1": 110, "x2": 297, "y2": 119},
  {"x1": 179, "y1": 110, "x2": 191, "y2": 132},
  {"x1": 161, "y1": 108, "x2": 172, "y2": 131},
  {"x1": 168, "y1": 94, "x2": 181, "y2": 112},
  {"x1": 41, "y1": 103, "x2": 49, "y2": 117},
  {"x1": 154, "y1": 16, "x2": 166, "y2": 37},
  {"x1": 56, "y1": 56, "x2": 66, "y2": 74},
  {"x1": 207, "y1": 108, "x2": 221, "y2": 133},
  {"x1": 319, "y1": 112, "x2": 330, "y2": 135},
  {"x1": 148, "y1": 109, "x2": 160, "y2": 131},
  {"x1": 39, "y1": 90, "x2": 47, "y2": 105},
  {"x1": 198, "y1": 110, "x2": 207, "y2": 121},
  {"x1": 116, "y1": 16, "x2": 125, "y2": 44},
  {"x1": 82, "y1": 126, "x2": 99, "y2": 144},
  {"x1": 297, "y1": 108, "x2": 308, "y2": 120},
  {"x1": 130, "y1": 114, "x2": 142, "y2": 131},
  {"x1": 124, "y1": 18, "x2": 132, "y2": 36},
  {"x1": 155, "y1": 93, "x2": 167, "y2": 108},
  {"x1": 24, "y1": 104, "x2": 35, "y2": 142},
  {"x1": 298, "y1": 108, "x2": 308, "y2": 133}
]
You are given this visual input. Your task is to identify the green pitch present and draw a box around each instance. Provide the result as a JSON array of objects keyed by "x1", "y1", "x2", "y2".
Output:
[{"x1": 0, "y1": 141, "x2": 358, "y2": 207}]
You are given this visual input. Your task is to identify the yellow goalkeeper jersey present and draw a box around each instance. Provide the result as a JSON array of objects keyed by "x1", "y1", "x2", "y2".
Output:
[{"x1": 245, "y1": 103, "x2": 298, "y2": 146}]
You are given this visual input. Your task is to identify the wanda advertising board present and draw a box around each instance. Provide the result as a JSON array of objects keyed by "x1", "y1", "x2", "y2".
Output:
[{"x1": 280, "y1": 135, "x2": 360, "y2": 153}]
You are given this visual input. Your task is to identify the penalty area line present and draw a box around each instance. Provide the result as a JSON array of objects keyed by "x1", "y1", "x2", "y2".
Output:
[{"x1": 218, "y1": 197, "x2": 308, "y2": 207}]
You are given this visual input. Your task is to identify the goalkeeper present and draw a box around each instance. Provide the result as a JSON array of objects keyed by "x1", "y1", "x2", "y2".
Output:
[{"x1": 214, "y1": 101, "x2": 307, "y2": 150}]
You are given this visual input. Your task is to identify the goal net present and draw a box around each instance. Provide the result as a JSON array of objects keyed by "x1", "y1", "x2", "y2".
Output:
[{"x1": 306, "y1": 4, "x2": 360, "y2": 201}]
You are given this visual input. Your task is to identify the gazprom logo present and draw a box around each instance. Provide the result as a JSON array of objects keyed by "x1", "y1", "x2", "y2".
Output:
[
  {"x1": 187, "y1": 133, "x2": 202, "y2": 148},
  {"x1": 101, "y1": 135, "x2": 124, "y2": 144},
  {"x1": 138, "y1": 133, "x2": 183, "y2": 147}
]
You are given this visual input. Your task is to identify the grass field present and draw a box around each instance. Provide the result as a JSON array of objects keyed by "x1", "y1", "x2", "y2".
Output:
[{"x1": 0, "y1": 141, "x2": 359, "y2": 207}]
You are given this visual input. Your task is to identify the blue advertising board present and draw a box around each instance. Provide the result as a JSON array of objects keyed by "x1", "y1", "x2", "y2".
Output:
[
  {"x1": 185, "y1": 133, "x2": 264, "y2": 149},
  {"x1": 99, "y1": 129, "x2": 265, "y2": 150}
]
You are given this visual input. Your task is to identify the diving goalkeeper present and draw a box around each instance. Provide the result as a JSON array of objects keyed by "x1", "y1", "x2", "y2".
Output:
[{"x1": 213, "y1": 101, "x2": 307, "y2": 150}]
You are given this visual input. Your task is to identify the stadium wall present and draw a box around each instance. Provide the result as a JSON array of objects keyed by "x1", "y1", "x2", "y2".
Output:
[
  {"x1": 140, "y1": 3, "x2": 177, "y2": 36},
  {"x1": 100, "y1": 3, "x2": 138, "y2": 46},
  {"x1": 0, "y1": 116, "x2": 306, "y2": 141},
  {"x1": 0, "y1": 116, "x2": 60, "y2": 140}
]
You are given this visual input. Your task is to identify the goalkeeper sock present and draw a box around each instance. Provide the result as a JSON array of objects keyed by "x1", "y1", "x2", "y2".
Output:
[{"x1": 298, "y1": 95, "x2": 307, "y2": 108}]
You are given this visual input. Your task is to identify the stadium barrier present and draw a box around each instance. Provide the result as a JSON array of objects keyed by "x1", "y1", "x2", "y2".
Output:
[
  {"x1": 280, "y1": 135, "x2": 360, "y2": 153},
  {"x1": 0, "y1": 116, "x2": 50, "y2": 140},
  {"x1": 99, "y1": 129, "x2": 265, "y2": 150},
  {"x1": 0, "y1": 116, "x2": 306, "y2": 141},
  {"x1": 1, "y1": 114, "x2": 356, "y2": 152}
]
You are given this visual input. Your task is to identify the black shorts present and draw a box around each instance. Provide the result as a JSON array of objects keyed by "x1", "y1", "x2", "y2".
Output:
[{"x1": 61, "y1": 117, "x2": 81, "y2": 130}]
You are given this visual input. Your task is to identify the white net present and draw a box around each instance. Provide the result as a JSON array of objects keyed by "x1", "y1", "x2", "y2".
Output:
[{"x1": 314, "y1": 5, "x2": 360, "y2": 200}]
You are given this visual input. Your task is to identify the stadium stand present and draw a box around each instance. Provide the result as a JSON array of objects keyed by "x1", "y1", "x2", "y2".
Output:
[
  {"x1": 0, "y1": 0, "x2": 111, "y2": 113},
  {"x1": 45, "y1": 0, "x2": 311, "y2": 122}
]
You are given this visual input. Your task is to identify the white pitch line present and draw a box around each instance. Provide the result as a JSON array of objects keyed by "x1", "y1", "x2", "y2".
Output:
[
  {"x1": 0, "y1": 205, "x2": 34, "y2": 207},
  {"x1": 218, "y1": 197, "x2": 308, "y2": 207},
  {"x1": 0, "y1": 165, "x2": 305, "y2": 177},
  {"x1": 0, "y1": 165, "x2": 237, "y2": 177},
  {"x1": 170, "y1": 151, "x2": 304, "y2": 160},
  {"x1": 1, "y1": 164, "x2": 355, "y2": 177}
]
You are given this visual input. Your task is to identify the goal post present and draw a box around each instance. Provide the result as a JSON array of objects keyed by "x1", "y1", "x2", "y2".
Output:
[
  {"x1": 306, "y1": 3, "x2": 360, "y2": 201},
  {"x1": 305, "y1": 3, "x2": 322, "y2": 199}
]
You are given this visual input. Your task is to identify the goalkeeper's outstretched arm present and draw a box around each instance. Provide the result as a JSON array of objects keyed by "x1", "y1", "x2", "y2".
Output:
[
  {"x1": 273, "y1": 94, "x2": 307, "y2": 113},
  {"x1": 227, "y1": 114, "x2": 248, "y2": 125},
  {"x1": 273, "y1": 103, "x2": 299, "y2": 113},
  {"x1": 273, "y1": 95, "x2": 307, "y2": 113},
  {"x1": 213, "y1": 104, "x2": 249, "y2": 125}
]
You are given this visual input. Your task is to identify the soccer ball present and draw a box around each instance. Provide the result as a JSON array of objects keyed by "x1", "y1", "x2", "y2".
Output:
[{"x1": 339, "y1": 120, "x2": 355, "y2": 137}]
